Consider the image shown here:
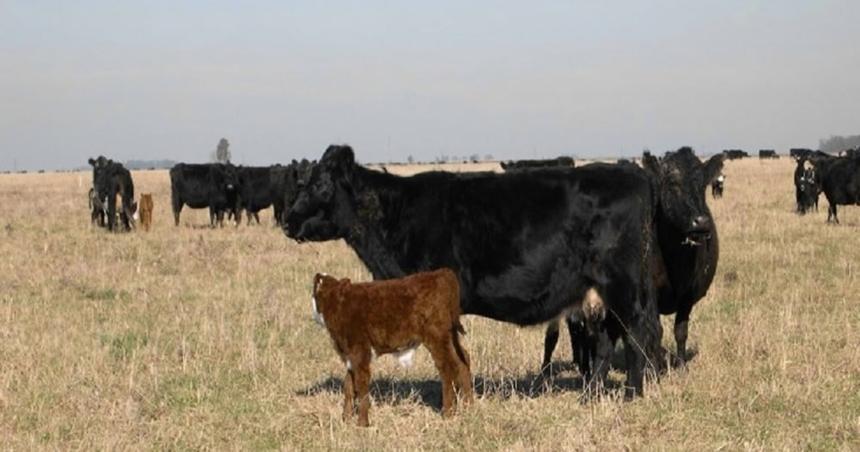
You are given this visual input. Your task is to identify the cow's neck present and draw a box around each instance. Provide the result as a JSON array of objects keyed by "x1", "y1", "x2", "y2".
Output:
[{"x1": 343, "y1": 167, "x2": 410, "y2": 280}]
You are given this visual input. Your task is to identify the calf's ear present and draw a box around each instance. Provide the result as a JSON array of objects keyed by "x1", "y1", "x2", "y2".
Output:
[{"x1": 703, "y1": 154, "x2": 725, "y2": 186}]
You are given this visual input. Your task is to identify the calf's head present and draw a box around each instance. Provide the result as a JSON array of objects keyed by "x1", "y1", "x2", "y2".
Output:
[
  {"x1": 643, "y1": 147, "x2": 724, "y2": 246},
  {"x1": 286, "y1": 146, "x2": 357, "y2": 242},
  {"x1": 311, "y1": 273, "x2": 350, "y2": 327}
]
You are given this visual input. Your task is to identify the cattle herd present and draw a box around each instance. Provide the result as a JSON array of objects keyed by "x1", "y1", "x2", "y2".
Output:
[{"x1": 82, "y1": 144, "x2": 860, "y2": 425}]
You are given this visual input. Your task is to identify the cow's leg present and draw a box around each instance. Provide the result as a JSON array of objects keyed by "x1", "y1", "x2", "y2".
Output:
[
  {"x1": 583, "y1": 328, "x2": 611, "y2": 396},
  {"x1": 107, "y1": 195, "x2": 117, "y2": 231},
  {"x1": 568, "y1": 319, "x2": 593, "y2": 382},
  {"x1": 622, "y1": 295, "x2": 663, "y2": 399},
  {"x1": 540, "y1": 320, "x2": 560, "y2": 376},
  {"x1": 253, "y1": 211, "x2": 261, "y2": 224},
  {"x1": 342, "y1": 368, "x2": 356, "y2": 422},
  {"x1": 673, "y1": 304, "x2": 693, "y2": 366},
  {"x1": 209, "y1": 208, "x2": 216, "y2": 228},
  {"x1": 172, "y1": 197, "x2": 182, "y2": 227}
]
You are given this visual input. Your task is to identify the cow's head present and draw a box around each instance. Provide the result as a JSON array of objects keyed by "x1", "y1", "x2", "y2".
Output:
[
  {"x1": 285, "y1": 145, "x2": 356, "y2": 242},
  {"x1": 222, "y1": 164, "x2": 239, "y2": 192},
  {"x1": 643, "y1": 147, "x2": 723, "y2": 246}
]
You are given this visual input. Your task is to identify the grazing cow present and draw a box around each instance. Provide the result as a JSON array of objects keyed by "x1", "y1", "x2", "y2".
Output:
[
  {"x1": 499, "y1": 156, "x2": 575, "y2": 172},
  {"x1": 88, "y1": 156, "x2": 137, "y2": 231},
  {"x1": 138, "y1": 193, "x2": 154, "y2": 231},
  {"x1": 169, "y1": 163, "x2": 239, "y2": 227},
  {"x1": 311, "y1": 269, "x2": 473, "y2": 426},
  {"x1": 711, "y1": 174, "x2": 725, "y2": 199},
  {"x1": 810, "y1": 153, "x2": 860, "y2": 223},
  {"x1": 285, "y1": 144, "x2": 664, "y2": 398},
  {"x1": 237, "y1": 166, "x2": 275, "y2": 225},
  {"x1": 542, "y1": 148, "x2": 724, "y2": 377},
  {"x1": 758, "y1": 149, "x2": 778, "y2": 159}
]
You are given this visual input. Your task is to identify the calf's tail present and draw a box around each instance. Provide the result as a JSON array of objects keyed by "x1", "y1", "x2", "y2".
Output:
[{"x1": 451, "y1": 320, "x2": 470, "y2": 367}]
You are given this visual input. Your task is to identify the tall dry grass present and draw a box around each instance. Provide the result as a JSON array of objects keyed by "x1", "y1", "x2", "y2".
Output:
[{"x1": 0, "y1": 159, "x2": 857, "y2": 450}]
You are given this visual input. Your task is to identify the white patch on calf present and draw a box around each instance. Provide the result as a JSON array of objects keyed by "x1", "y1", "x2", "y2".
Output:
[
  {"x1": 394, "y1": 346, "x2": 417, "y2": 368},
  {"x1": 345, "y1": 359, "x2": 352, "y2": 370},
  {"x1": 311, "y1": 295, "x2": 325, "y2": 327}
]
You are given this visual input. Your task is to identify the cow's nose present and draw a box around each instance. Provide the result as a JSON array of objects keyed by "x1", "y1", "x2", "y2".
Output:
[{"x1": 691, "y1": 215, "x2": 711, "y2": 231}]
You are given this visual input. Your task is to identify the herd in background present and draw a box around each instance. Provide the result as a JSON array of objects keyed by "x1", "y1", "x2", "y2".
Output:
[
  {"x1": 790, "y1": 147, "x2": 860, "y2": 222},
  {"x1": 87, "y1": 156, "x2": 314, "y2": 231},
  {"x1": 82, "y1": 144, "x2": 860, "y2": 425}
]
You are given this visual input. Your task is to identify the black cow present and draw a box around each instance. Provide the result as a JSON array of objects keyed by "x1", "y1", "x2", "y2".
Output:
[
  {"x1": 284, "y1": 145, "x2": 666, "y2": 397},
  {"x1": 811, "y1": 154, "x2": 860, "y2": 223},
  {"x1": 758, "y1": 150, "x2": 778, "y2": 159},
  {"x1": 271, "y1": 159, "x2": 314, "y2": 226},
  {"x1": 794, "y1": 157, "x2": 820, "y2": 214},
  {"x1": 722, "y1": 149, "x2": 749, "y2": 160},
  {"x1": 499, "y1": 156, "x2": 575, "y2": 172},
  {"x1": 169, "y1": 163, "x2": 240, "y2": 227},
  {"x1": 542, "y1": 148, "x2": 724, "y2": 377},
  {"x1": 88, "y1": 156, "x2": 137, "y2": 231},
  {"x1": 711, "y1": 174, "x2": 725, "y2": 199},
  {"x1": 790, "y1": 148, "x2": 813, "y2": 160},
  {"x1": 236, "y1": 166, "x2": 276, "y2": 225}
]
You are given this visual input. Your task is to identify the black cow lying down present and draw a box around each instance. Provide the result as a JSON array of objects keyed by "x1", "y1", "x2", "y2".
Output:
[
  {"x1": 170, "y1": 163, "x2": 240, "y2": 227},
  {"x1": 542, "y1": 148, "x2": 724, "y2": 381},
  {"x1": 88, "y1": 156, "x2": 137, "y2": 231},
  {"x1": 285, "y1": 145, "x2": 663, "y2": 397}
]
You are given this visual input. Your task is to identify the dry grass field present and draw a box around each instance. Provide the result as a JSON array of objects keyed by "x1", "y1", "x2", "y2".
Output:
[{"x1": 1, "y1": 158, "x2": 858, "y2": 450}]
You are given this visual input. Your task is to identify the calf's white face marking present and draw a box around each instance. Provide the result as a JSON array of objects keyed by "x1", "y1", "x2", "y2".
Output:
[{"x1": 311, "y1": 295, "x2": 325, "y2": 327}]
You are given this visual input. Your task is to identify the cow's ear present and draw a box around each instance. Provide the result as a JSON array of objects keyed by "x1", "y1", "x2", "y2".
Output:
[
  {"x1": 642, "y1": 152, "x2": 661, "y2": 177},
  {"x1": 88, "y1": 158, "x2": 96, "y2": 167},
  {"x1": 703, "y1": 154, "x2": 725, "y2": 186},
  {"x1": 322, "y1": 145, "x2": 356, "y2": 181}
]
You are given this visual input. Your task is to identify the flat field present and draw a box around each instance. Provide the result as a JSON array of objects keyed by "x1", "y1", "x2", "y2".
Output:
[{"x1": 0, "y1": 158, "x2": 858, "y2": 450}]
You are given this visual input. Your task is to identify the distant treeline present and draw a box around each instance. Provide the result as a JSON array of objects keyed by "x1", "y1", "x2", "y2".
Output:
[
  {"x1": 819, "y1": 135, "x2": 860, "y2": 153},
  {"x1": 125, "y1": 159, "x2": 178, "y2": 170}
]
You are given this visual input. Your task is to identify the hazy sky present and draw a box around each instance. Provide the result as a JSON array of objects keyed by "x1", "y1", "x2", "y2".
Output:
[{"x1": 2, "y1": 1, "x2": 859, "y2": 170}]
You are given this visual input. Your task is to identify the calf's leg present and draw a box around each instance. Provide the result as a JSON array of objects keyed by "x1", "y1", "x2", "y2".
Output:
[
  {"x1": 354, "y1": 363, "x2": 372, "y2": 427},
  {"x1": 342, "y1": 369, "x2": 355, "y2": 422},
  {"x1": 426, "y1": 340, "x2": 459, "y2": 417},
  {"x1": 451, "y1": 332, "x2": 473, "y2": 406}
]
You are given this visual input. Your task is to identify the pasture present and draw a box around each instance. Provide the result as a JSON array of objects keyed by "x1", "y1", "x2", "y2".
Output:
[{"x1": 0, "y1": 158, "x2": 858, "y2": 450}]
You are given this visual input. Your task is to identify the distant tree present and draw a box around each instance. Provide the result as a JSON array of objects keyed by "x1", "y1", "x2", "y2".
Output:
[
  {"x1": 212, "y1": 138, "x2": 231, "y2": 163},
  {"x1": 407, "y1": 155, "x2": 414, "y2": 164},
  {"x1": 819, "y1": 134, "x2": 860, "y2": 153}
]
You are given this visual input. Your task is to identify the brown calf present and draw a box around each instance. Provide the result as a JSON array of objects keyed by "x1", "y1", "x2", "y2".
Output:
[
  {"x1": 312, "y1": 268, "x2": 473, "y2": 427},
  {"x1": 138, "y1": 193, "x2": 153, "y2": 231}
]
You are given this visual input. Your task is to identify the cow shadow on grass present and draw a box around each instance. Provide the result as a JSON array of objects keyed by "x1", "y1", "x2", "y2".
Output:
[{"x1": 296, "y1": 367, "x2": 623, "y2": 414}]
